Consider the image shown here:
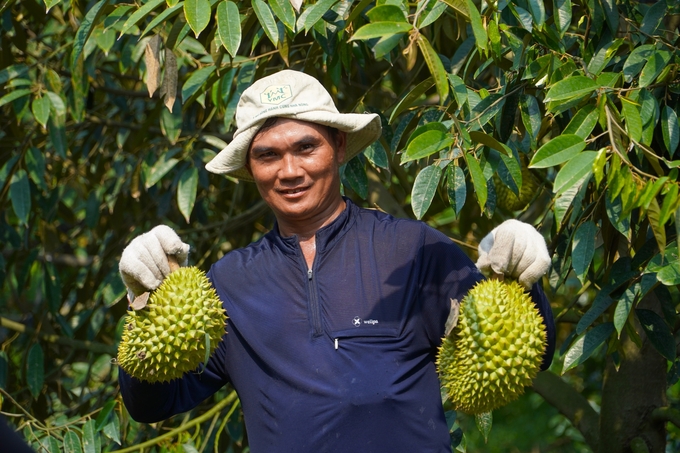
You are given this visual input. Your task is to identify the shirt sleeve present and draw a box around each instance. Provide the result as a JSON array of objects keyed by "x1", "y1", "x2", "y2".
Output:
[{"x1": 416, "y1": 224, "x2": 555, "y2": 369}]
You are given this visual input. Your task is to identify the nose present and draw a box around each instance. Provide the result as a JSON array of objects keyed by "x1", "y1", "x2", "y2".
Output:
[{"x1": 279, "y1": 153, "x2": 303, "y2": 180}]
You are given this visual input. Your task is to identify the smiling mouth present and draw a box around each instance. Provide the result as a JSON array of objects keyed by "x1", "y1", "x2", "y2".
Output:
[{"x1": 279, "y1": 187, "x2": 308, "y2": 195}]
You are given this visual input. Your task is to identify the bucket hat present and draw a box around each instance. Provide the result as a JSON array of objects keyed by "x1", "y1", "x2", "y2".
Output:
[{"x1": 205, "y1": 70, "x2": 382, "y2": 181}]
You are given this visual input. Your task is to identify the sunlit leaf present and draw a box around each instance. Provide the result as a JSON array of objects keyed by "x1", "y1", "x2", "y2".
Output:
[
  {"x1": 253, "y1": 0, "x2": 279, "y2": 44},
  {"x1": 300, "y1": 0, "x2": 338, "y2": 33},
  {"x1": 0, "y1": 88, "x2": 31, "y2": 107},
  {"x1": 0, "y1": 64, "x2": 29, "y2": 85},
  {"x1": 31, "y1": 96, "x2": 51, "y2": 128},
  {"x1": 366, "y1": 4, "x2": 407, "y2": 22},
  {"x1": 447, "y1": 164, "x2": 466, "y2": 216},
  {"x1": 389, "y1": 77, "x2": 434, "y2": 123},
  {"x1": 530, "y1": 135, "x2": 586, "y2": 168},
  {"x1": 639, "y1": 50, "x2": 671, "y2": 88},
  {"x1": 552, "y1": 151, "x2": 597, "y2": 194},
  {"x1": 640, "y1": 1, "x2": 666, "y2": 36},
  {"x1": 401, "y1": 130, "x2": 453, "y2": 163},
  {"x1": 527, "y1": 0, "x2": 545, "y2": 28},
  {"x1": 343, "y1": 156, "x2": 368, "y2": 199},
  {"x1": 466, "y1": 0, "x2": 487, "y2": 50},
  {"x1": 71, "y1": 0, "x2": 108, "y2": 67},
  {"x1": 351, "y1": 22, "x2": 412, "y2": 40},
  {"x1": 270, "y1": 0, "x2": 296, "y2": 32},
  {"x1": 553, "y1": 0, "x2": 571, "y2": 37},
  {"x1": 411, "y1": 165, "x2": 442, "y2": 219},
  {"x1": 184, "y1": 0, "x2": 211, "y2": 37},
  {"x1": 417, "y1": 35, "x2": 449, "y2": 103},
  {"x1": 63, "y1": 431, "x2": 83, "y2": 453},
  {"x1": 520, "y1": 94, "x2": 541, "y2": 142},
  {"x1": 544, "y1": 76, "x2": 599, "y2": 103},
  {"x1": 466, "y1": 155, "x2": 487, "y2": 210},
  {"x1": 614, "y1": 288, "x2": 636, "y2": 338},
  {"x1": 120, "y1": 0, "x2": 165, "y2": 37},
  {"x1": 181, "y1": 66, "x2": 215, "y2": 103},
  {"x1": 620, "y1": 98, "x2": 642, "y2": 143}
]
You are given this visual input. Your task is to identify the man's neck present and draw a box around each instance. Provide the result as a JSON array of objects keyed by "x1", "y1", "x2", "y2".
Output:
[{"x1": 276, "y1": 198, "x2": 346, "y2": 242}]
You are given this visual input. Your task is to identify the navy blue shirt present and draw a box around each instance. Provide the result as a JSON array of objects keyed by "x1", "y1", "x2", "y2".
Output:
[{"x1": 119, "y1": 200, "x2": 555, "y2": 452}]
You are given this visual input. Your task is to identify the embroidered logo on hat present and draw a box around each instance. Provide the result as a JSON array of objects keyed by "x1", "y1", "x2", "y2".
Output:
[{"x1": 260, "y1": 85, "x2": 292, "y2": 105}]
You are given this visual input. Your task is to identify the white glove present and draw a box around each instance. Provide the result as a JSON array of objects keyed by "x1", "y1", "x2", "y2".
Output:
[
  {"x1": 476, "y1": 219, "x2": 551, "y2": 288},
  {"x1": 119, "y1": 225, "x2": 190, "y2": 297}
]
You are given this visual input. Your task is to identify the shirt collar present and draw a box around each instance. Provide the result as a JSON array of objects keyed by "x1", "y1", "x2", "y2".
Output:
[{"x1": 267, "y1": 197, "x2": 358, "y2": 255}]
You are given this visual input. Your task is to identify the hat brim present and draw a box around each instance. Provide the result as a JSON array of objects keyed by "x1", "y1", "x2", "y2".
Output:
[{"x1": 205, "y1": 112, "x2": 382, "y2": 182}]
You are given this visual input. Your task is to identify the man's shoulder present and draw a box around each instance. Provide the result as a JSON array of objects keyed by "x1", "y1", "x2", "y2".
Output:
[
  {"x1": 209, "y1": 233, "x2": 276, "y2": 273},
  {"x1": 353, "y1": 204, "x2": 431, "y2": 235}
]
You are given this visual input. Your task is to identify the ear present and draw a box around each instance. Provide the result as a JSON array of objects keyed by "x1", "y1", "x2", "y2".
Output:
[{"x1": 335, "y1": 131, "x2": 347, "y2": 163}]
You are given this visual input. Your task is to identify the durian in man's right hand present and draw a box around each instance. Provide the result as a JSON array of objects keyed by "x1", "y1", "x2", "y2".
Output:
[
  {"x1": 117, "y1": 266, "x2": 227, "y2": 383},
  {"x1": 437, "y1": 279, "x2": 546, "y2": 414}
]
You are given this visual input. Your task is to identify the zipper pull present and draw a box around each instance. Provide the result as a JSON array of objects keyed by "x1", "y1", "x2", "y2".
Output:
[
  {"x1": 334, "y1": 338, "x2": 339, "y2": 350},
  {"x1": 308, "y1": 269, "x2": 313, "y2": 280}
]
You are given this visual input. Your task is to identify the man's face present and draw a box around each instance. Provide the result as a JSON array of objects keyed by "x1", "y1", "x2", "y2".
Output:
[{"x1": 247, "y1": 118, "x2": 346, "y2": 225}]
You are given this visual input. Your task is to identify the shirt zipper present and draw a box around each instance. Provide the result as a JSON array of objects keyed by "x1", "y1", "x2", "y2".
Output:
[{"x1": 307, "y1": 268, "x2": 323, "y2": 337}]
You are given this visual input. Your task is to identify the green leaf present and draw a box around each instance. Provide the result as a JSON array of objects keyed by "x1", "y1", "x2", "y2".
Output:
[
  {"x1": 475, "y1": 411, "x2": 493, "y2": 443},
  {"x1": 563, "y1": 104, "x2": 598, "y2": 139},
  {"x1": 614, "y1": 288, "x2": 636, "y2": 338},
  {"x1": 417, "y1": 35, "x2": 449, "y2": 103},
  {"x1": 544, "y1": 76, "x2": 599, "y2": 103},
  {"x1": 620, "y1": 98, "x2": 642, "y2": 143},
  {"x1": 562, "y1": 322, "x2": 614, "y2": 373},
  {"x1": 139, "y1": 3, "x2": 184, "y2": 39},
  {"x1": 343, "y1": 156, "x2": 368, "y2": 199},
  {"x1": 469, "y1": 131, "x2": 510, "y2": 156},
  {"x1": 63, "y1": 431, "x2": 83, "y2": 453},
  {"x1": 253, "y1": 0, "x2": 279, "y2": 44},
  {"x1": 178, "y1": 167, "x2": 198, "y2": 223},
  {"x1": 636, "y1": 309, "x2": 676, "y2": 361},
  {"x1": 26, "y1": 343, "x2": 44, "y2": 398},
  {"x1": 447, "y1": 164, "x2": 466, "y2": 216},
  {"x1": 411, "y1": 165, "x2": 442, "y2": 219},
  {"x1": 418, "y1": 0, "x2": 448, "y2": 28},
  {"x1": 82, "y1": 419, "x2": 100, "y2": 453},
  {"x1": 71, "y1": 0, "x2": 108, "y2": 67},
  {"x1": 639, "y1": 50, "x2": 671, "y2": 88},
  {"x1": 0, "y1": 350, "x2": 7, "y2": 390},
  {"x1": 572, "y1": 220, "x2": 596, "y2": 284},
  {"x1": 389, "y1": 77, "x2": 434, "y2": 123},
  {"x1": 640, "y1": 1, "x2": 666, "y2": 36},
  {"x1": 0, "y1": 64, "x2": 29, "y2": 86},
  {"x1": 25, "y1": 147, "x2": 47, "y2": 191},
  {"x1": 467, "y1": 155, "x2": 487, "y2": 210},
  {"x1": 600, "y1": 0, "x2": 618, "y2": 34},
  {"x1": 184, "y1": 0, "x2": 211, "y2": 37},
  {"x1": 401, "y1": 130, "x2": 453, "y2": 163},
  {"x1": 366, "y1": 4, "x2": 407, "y2": 22},
  {"x1": 300, "y1": 0, "x2": 339, "y2": 33},
  {"x1": 120, "y1": 0, "x2": 165, "y2": 36},
  {"x1": 520, "y1": 94, "x2": 541, "y2": 141},
  {"x1": 363, "y1": 141, "x2": 389, "y2": 169},
  {"x1": 0, "y1": 88, "x2": 32, "y2": 108},
  {"x1": 145, "y1": 152, "x2": 180, "y2": 189},
  {"x1": 48, "y1": 113, "x2": 67, "y2": 158},
  {"x1": 46, "y1": 91, "x2": 66, "y2": 116},
  {"x1": 623, "y1": 44, "x2": 655, "y2": 83},
  {"x1": 102, "y1": 413, "x2": 121, "y2": 445},
  {"x1": 530, "y1": 135, "x2": 586, "y2": 168},
  {"x1": 31, "y1": 96, "x2": 51, "y2": 128},
  {"x1": 659, "y1": 183, "x2": 678, "y2": 226},
  {"x1": 527, "y1": 0, "x2": 545, "y2": 28},
  {"x1": 217, "y1": 1, "x2": 241, "y2": 57},
  {"x1": 351, "y1": 22, "x2": 413, "y2": 41},
  {"x1": 270, "y1": 0, "x2": 296, "y2": 32},
  {"x1": 553, "y1": 0, "x2": 571, "y2": 37},
  {"x1": 160, "y1": 99, "x2": 182, "y2": 145},
  {"x1": 448, "y1": 74, "x2": 468, "y2": 108},
  {"x1": 647, "y1": 198, "x2": 666, "y2": 256},
  {"x1": 95, "y1": 400, "x2": 117, "y2": 431},
  {"x1": 181, "y1": 66, "x2": 215, "y2": 103},
  {"x1": 10, "y1": 169, "x2": 31, "y2": 226},
  {"x1": 466, "y1": 0, "x2": 487, "y2": 50},
  {"x1": 661, "y1": 106, "x2": 679, "y2": 157},
  {"x1": 553, "y1": 151, "x2": 597, "y2": 194},
  {"x1": 44, "y1": 0, "x2": 61, "y2": 12}
]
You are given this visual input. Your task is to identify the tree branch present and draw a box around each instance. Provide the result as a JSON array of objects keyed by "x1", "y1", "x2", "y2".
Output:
[
  {"x1": 0, "y1": 317, "x2": 116, "y2": 355},
  {"x1": 532, "y1": 371, "x2": 600, "y2": 452},
  {"x1": 652, "y1": 407, "x2": 680, "y2": 429}
]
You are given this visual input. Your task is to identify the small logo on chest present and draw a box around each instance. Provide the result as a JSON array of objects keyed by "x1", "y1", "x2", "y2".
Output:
[{"x1": 352, "y1": 316, "x2": 379, "y2": 327}]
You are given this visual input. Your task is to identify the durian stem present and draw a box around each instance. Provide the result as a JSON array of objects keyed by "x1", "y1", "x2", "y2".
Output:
[
  {"x1": 167, "y1": 255, "x2": 180, "y2": 272},
  {"x1": 0, "y1": 317, "x2": 116, "y2": 355},
  {"x1": 109, "y1": 391, "x2": 238, "y2": 453}
]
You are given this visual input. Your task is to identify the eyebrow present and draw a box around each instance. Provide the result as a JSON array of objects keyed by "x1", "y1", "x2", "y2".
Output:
[{"x1": 250, "y1": 134, "x2": 321, "y2": 156}]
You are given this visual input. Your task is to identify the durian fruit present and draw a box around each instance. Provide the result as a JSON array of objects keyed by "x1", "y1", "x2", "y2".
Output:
[
  {"x1": 494, "y1": 159, "x2": 540, "y2": 212},
  {"x1": 437, "y1": 279, "x2": 546, "y2": 414},
  {"x1": 117, "y1": 266, "x2": 227, "y2": 383}
]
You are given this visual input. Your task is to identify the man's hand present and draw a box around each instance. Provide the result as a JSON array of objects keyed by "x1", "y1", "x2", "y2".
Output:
[
  {"x1": 119, "y1": 225, "x2": 190, "y2": 298},
  {"x1": 476, "y1": 219, "x2": 550, "y2": 288}
]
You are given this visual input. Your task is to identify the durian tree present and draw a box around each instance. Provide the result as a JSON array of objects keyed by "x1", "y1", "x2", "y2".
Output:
[{"x1": 1, "y1": 0, "x2": 680, "y2": 451}]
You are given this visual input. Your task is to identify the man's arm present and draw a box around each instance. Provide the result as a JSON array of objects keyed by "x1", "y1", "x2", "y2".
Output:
[{"x1": 119, "y1": 334, "x2": 229, "y2": 422}]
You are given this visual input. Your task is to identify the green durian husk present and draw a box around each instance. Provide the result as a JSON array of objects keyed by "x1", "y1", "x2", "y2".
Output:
[
  {"x1": 437, "y1": 279, "x2": 546, "y2": 414},
  {"x1": 494, "y1": 162, "x2": 540, "y2": 212},
  {"x1": 117, "y1": 267, "x2": 227, "y2": 383}
]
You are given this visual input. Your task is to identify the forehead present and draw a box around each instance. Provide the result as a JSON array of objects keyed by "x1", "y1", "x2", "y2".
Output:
[{"x1": 251, "y1": 118, "x2": 329, "y2": 144}]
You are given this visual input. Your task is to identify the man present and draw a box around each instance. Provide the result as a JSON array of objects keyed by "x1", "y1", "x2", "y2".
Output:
[{"x1": 119, "y1": 70, "x2": 555, "y2": 452}]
